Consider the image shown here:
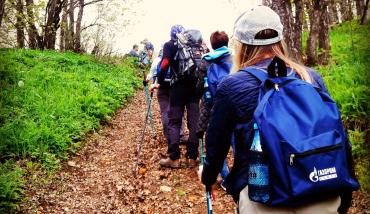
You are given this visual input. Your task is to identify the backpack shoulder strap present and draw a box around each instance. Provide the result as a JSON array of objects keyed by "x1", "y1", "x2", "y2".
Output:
[{"x1": 241, "y1": 67, "x2": 269, "y2": 84}]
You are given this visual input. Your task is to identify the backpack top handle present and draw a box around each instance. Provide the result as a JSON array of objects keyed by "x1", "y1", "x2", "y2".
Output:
[{"x1": 267, "y1": 56, "x2": 287, "y2": 78}]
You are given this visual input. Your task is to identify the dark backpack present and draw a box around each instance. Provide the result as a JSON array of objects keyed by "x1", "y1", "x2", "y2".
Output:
[
  {"x1": 173, "y1": 29, "x2": 206, "y2": 83},
  {"x1": 244, "y1": 58, "x2": 360, "y2": 206}
]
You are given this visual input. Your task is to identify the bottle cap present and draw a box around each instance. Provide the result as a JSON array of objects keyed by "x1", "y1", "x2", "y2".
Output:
[{"x1": 253, "y1": 123, "x2": 258, "y2": 129}]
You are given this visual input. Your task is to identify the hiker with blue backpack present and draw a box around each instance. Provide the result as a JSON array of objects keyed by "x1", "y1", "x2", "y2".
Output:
[
  {"x1": 201, "y1": 5, "x2": 359, "y2": 214},
  {"x1": 196, "y1": 31, "x2": 233, "y2": 190},
  {"x1": 151, "y1": 25, "x2": 207, "y2": 168}
]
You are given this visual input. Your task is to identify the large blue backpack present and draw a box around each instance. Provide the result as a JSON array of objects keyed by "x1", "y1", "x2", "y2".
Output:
[{"x1": 243, "y1": 58, "x2": 360, "y2": 206}]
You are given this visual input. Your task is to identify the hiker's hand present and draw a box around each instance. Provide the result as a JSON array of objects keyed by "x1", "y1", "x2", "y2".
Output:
[
  {"x1": 149, "y1": 83, "x2": 160, "y2": 92},
  {"x1": 142, "y1": 79, "x2": 149, "y2": 87},
  {"x1": 198, "y1": 164, "x2": 203, "y2": 181}
]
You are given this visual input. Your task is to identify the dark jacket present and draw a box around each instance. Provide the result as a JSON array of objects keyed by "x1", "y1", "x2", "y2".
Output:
[
  {"x1": 158, "y1": 39, "x2": 198, "y2": 106},
  {"x1": 201, "y1": 58, "x2": 328, "y2": 201}
]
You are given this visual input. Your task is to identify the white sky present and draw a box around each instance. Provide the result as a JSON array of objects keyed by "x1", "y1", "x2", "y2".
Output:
[{"x1": 85, "y1": 0, "x2": 261, "y2": 54}]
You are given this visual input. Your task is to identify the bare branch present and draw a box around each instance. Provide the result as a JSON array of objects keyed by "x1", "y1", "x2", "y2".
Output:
[
  {"x1": 81, "y1": 23, "x2": 101, "y2": 31},
  {"x1": 83, "y1": 0, "x2": 103, "y2": 7}
]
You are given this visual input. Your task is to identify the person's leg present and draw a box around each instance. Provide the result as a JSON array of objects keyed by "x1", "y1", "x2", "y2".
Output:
[
  {"x1": 185, "y1": 101, "x2": 200, "y2": 161},
  {"x1": 157, "y1": 88, "x2": 170, "y2": 141},
  {"x1": 167, "y1": 104, "x2": 185, "y2": 160}
]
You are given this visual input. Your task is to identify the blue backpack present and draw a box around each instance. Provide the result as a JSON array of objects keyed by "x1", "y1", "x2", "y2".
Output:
[{"x1": 244, "y1": 58, "x2": 359, "y2": 206}]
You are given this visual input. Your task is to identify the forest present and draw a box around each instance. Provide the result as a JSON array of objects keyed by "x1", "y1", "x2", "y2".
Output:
[{"x1": 0, "y1": 0, "x2": 369, "y2": 213}]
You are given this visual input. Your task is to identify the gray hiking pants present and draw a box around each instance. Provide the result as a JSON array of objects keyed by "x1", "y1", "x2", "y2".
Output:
[
  {"x1": 168, "y1": 102, "x2": 199, "y2": 160},
  {"x1": 157, "y1": 87, "x2": 184, "y2": 142}
]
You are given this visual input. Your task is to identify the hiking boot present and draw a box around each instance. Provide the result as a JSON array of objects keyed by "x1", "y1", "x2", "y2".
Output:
[
  {"x1": 187, "y1": 159, "x2": 197, "y2": 168},
  {"x1": 159, "y1": 158, "x2": 180, "y2": 168}
]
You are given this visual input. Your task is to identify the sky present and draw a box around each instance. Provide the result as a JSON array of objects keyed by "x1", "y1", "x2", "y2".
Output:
[{"x1": 85, "y1": 0, "x2": 261, "y2": 54}]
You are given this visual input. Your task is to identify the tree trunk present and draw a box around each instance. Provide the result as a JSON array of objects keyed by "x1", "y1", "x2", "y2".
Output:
[
  {"x1": 306, "y1": 0, "x2": 320, "y2": 65},
  {"x1": 356, "y1": 0, "x2": 365, "y2": 16},
  {"x1": 340, "y1": 0, "x2": 353, "y2": 21},
  {"x1": 271, "y1": 0, "x2": 303, "y2": 62},
  {"x1": 25, "y1": 0, "x2": 41, "y2": 49},
  {"x1": 361, "y1": 0, "x2": 370, "y2": 24},
  {"x1": 74, "y1": 0, "x2": 84, "y2": 52},
  {"x1": 60, "y1": 3, "x2": 68, "y2": 51},
  {"x1": 44, "y1": 0, "x2": 65, "y2": 49},
  {"x1": 16, "y1": 0, "x2": 26, "y2": 48},
  {"x1": 293, "y1": 0, "x2": 303, "y2": 62},
  {"x1": 319, "y1": 0, "x2": 331, "y2": 65},
  {"x1": 329, "y1": 0, "x2": 339, "y2": 24},
  {"x1": 0, "y1": 0, "x2": 5, "y2": 27},
  {"x1": 66, "y1": 0, "x2": 75, "y2": 50}
]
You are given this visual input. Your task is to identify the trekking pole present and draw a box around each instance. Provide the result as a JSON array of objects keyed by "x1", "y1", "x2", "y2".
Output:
[
  {"x1": 199, "y1": 137, "x2": 213, "y2": 214},
  {"x1": 143, "y1": 70, "x2": 154, "y2": 132},
  {"x1": 134, "y1": 91, "x2": 153, "y2": 175}
]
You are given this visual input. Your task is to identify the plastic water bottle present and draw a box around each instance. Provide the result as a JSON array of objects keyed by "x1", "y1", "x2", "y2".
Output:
[
  {"x1": 203, "y1": 77, "x2": 212, "y2": 104},
  {"x1": 248, "y1": 123, "x2": 269, "y2": 203}
]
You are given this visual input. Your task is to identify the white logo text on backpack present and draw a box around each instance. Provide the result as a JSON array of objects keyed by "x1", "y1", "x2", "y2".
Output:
[{"x1": 309, "y1": 167, "x2": 338, "y2": 182}]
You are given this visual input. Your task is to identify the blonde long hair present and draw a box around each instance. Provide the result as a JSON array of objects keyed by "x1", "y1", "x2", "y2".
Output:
[{"x1": 232, "y1": 31, "x2": 312, "y2": 83}]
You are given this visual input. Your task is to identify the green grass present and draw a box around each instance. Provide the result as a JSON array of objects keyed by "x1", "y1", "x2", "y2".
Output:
[
  {"x1": 315, "y1": 21, "x2": 370, "y2": 191},
  {"x1": 0, "y1": 161, "x2": 24, "y2": 213},
  {"x1": 0, "y1": 49, "x2": 141, "y2": 212}
]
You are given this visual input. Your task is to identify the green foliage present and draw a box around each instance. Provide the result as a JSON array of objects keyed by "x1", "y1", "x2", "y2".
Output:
[
  {"x1": 0, "y1": 161, "x2": 24, "y2": 213},
  {"x1": 0, "y1": 49, "x2": 141, "y2": 211},
  {"x1": 317, "y1": 21, "x2": 370, "y2": 128},
  {"x1": 0, "y1": 49, "x2": 140, "y2": 161},
  {"x1": 316, "y1": 21, "x2": 370, "y2": 191}
]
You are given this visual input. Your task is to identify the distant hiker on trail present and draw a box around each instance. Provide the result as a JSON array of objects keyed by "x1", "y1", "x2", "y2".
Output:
[
  {"x1": 138, "y1": 39, "x2": 154, "y2": 68},
  {"x1": 201, "y1": 5, "x2": 359, "y2": 214},
  {"x1": 196, "y1": 30, "x2": 233, "y2": 189},
  {"x1": 128, "y1": 44, "x2": 139, "y2": 57},
  {"x1": 151, "y1": 25, "x2": 205, "y2": 168}
]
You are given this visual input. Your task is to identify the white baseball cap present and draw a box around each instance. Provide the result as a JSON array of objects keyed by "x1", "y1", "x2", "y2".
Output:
[{"x1": 233, "y1": 5, "x2": 284, "y2": 46}]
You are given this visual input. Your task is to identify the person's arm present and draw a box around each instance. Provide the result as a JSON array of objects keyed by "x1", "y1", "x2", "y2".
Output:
[
  {"x1": 157, "y1": 42, "x2": 172, "y2": 85},
  {"x1": 202, "y1": 78, "x2": 236, "y2": 187},
  {"x1": 207, "y1": 64, "x2": 218, "y2": 99},
  {"x1": 157, "y1": 58, "x2": 170, "y2": 85}
]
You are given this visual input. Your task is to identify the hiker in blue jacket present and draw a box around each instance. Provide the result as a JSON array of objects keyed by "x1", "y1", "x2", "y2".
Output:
[
  {"x1": 196, "y1": 31, "x2": 233, "y2": 189},
  {"x1": 201, "y1": 6, "x2": 348, "y2": 214}
]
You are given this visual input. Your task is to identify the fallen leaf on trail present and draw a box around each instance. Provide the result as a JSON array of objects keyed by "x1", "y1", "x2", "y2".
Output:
[
  {"x1": 139, "y1": 167, "x2": 147, "y2": 175},
  {"x1": 160, "y1": 185, "x2": 171, "y2": 192},
  {"x1": 116, "y1": 185, "x2": 123, "y2": 192},
  {"x1": 67, "y1": 161, "x2": 77, "y2": 167},
  {"x1": 188, "y1": 195, "x2": 198, "y2": 202},
  {"x1": 177, "y1": 189, "x2": 186, "y2": 196}
]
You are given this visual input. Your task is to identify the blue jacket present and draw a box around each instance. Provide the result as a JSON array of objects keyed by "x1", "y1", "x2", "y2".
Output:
[
  {"x1": 201, "y1": 58, "x2": 328, "y2": 200},
  {"x1": 202, "y1": 46, "x2": 232, "y2": 100}
]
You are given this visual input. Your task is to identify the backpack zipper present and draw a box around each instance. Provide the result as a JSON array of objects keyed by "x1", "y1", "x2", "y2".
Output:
[{"x1": 289, "y1": 144, "x2": 342, "y2": 166}]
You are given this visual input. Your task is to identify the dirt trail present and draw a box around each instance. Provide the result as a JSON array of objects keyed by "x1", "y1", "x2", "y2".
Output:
[
  {"x1": 22, "y1": 90, "x2": 234, "y2": 213},
  {"x1": 21, "y1": 90, "x2": 369, "y2": 214}
]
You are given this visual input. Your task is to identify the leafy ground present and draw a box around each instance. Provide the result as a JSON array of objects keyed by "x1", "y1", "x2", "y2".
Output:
[
  {"x1": 20, "y1": 89, "x2": 369, "y2": 213},
  {"x1": 20, "y1": 90, "x2": 235, "y2": 213}
]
